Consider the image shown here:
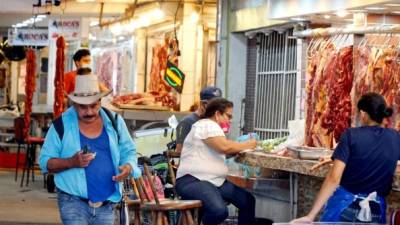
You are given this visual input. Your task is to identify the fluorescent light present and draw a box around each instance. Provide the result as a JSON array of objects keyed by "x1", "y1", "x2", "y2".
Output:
[
  {"x1": 323, "y1": 15, "x2": 331, "y2": 19},
  {"x1": 291, "y1": 17, "x2": 307, "y2": 21},
  {"x1": 392, "y1": 11, "x2": 400, "y2": 14},
  {"x1": 336, "y1": 10, "x2": 349, "y2": 17},
  {"x1": 365, "y1": 7, "x2": 386, "y2": 10},
  {"x1": 349, "y1": 9, "x2": 366, "y2": 13},
  {"x1": 37, "y1": 15, "x2": 47, "y2": 18},
  {"x1": 76, "y1": 0, "x2": 95, "y2": 2}
]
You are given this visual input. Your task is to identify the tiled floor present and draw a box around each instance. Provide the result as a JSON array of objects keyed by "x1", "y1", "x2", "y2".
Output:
[{"x1": 0, "y1": 169, "x2": 60, "y2": 225}]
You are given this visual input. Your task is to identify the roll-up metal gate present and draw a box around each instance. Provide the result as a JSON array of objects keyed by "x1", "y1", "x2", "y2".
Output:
[{"x1": 253, "y1": 30, "x2": 299, "y2": 140}]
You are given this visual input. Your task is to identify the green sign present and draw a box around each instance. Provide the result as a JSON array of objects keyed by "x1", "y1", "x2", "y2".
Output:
[{"x1": 164, "y1": 61, "x2": 185, "y2": 93}]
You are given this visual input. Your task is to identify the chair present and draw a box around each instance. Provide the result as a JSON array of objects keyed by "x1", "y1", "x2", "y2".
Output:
[
  {"x1": 14, "y1": 117, "x2": 45, "y2": 187},
  {"x1": 14, "y1": 117, "x2": 26, "y2": 182},
  {"x1": 127, "y1": 161, "x2": 202, "y2": 225},
  {"x1": 20, "y1": 136, "x2": 44, "y2": 187}
]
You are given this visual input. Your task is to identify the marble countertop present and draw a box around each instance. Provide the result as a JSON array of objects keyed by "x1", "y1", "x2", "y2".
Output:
[{"x1": 236, "y1": 151, "x2": 400, "y2": 191}]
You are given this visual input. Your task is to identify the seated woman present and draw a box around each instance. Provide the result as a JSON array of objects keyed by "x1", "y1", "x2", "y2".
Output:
[
  {"x1": 292, "y1": 92, "x2": 400, "y2": 223},
  {"x1": 175, "y1": 97, "x2": 257, "y2": 225}
]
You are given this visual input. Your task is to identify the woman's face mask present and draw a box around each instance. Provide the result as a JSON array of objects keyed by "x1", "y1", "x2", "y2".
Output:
[
  {"x1": 218, "y1": 110, "x2": 232, "y2": 133},
  {"x1": 219, "y1": 121, "x2": 231, "y2": 133}
]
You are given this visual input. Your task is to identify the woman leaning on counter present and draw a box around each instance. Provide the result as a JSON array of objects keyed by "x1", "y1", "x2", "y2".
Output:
[
  {"x1": 175, "y1": 97, "x2": 257, "y2": 225},
  {"x1": 292, "y1": 92, "x2": 400, "y2": 224}
]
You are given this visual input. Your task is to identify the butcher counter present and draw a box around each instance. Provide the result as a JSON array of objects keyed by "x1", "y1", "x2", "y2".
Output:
[{"x1": 235, "y1": 151, "x2": 400, "y2": 220}]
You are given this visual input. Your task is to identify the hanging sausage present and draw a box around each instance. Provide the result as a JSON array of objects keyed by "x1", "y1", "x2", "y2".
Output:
[
  {"x1": 53, "y1": 36, "x2": 65, "y2": 118},
  {"x1": 24, "y1": 48, "x2": 36, "y2": 138}
]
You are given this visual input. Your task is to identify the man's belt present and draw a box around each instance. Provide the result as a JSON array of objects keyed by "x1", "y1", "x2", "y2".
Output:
[{"x1": 59, "y1": 190, "x2": 112, "y2": 208}]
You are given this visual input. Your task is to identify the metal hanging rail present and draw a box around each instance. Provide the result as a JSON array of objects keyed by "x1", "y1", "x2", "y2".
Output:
[{"x1": 293, "y1": 25, "x2": 400, "y2": 38}]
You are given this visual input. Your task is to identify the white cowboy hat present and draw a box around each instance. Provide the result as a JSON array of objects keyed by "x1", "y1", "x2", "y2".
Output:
[{"x1": 67, "y1": 74, "x2": 111, "y2": 105}]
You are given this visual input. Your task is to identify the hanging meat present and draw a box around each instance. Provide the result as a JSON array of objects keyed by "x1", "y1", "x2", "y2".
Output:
[
  {"x1": 148, "y1": 37, "x2": 179, "y2": 93},
  {"x1": 305, "y1": 42, "x2": 336, "y2": 148},
  {"x1": 53, "y1": 36, "x2": 65, "y2": 118},
  {"x1": 24, "y1": 49, "x2": 36, "y2": 138},
  {"x1": 351, "y1": 44, "x2": 400, "y2": 130},
  {"x1": 323, "y1": 46, "x2": 353, "y2": 142},
  {"x1": 305, "y1": 39, "x2": 354, "y2": 148}
]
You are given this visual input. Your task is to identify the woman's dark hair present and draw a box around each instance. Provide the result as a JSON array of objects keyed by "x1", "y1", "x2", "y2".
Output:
[
  {"x1": 203, "y1": 98, "x2": 233, "y2": 119},
  {"x1": 357, "y1": 92, "x2": 393, "y2": 123}
]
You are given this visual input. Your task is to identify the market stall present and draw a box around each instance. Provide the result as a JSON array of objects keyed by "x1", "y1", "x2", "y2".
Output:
[
  {"x1": 90, "y1": 2, "x2": 217, "y2": 117},
  {"x1": 233, "y1": 7, "x2": 400, "y2": 222}
]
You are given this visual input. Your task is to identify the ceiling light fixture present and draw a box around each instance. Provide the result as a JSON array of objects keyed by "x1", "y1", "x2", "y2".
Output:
[
  {"x1": 392, "y1": 11, "x2": 400, "y2": 14},
  {"x1": 290, "y1": 17, "x2": 307, "y2": 21},
  {"x1": 365, "y1": 7, "x2": 386, "y2": 10},
  {"x1": 336, "y1": 10, "x2": 349, "y2": 17},
  {"x1": 323, "y1": 15, "x2": 331, "y2": 19},
  {"x1": 11, "y1": 14, "x2": 48, "y2": 29}
]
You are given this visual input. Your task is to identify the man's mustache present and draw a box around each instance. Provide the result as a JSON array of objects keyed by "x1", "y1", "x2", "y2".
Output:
[{"x1": 83, "y1": 115, "x2": 95, "y2": 119}]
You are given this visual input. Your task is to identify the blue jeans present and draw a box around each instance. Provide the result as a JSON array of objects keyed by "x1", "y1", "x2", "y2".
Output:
[
  {"x1": 176, "y1": 174, "x2": 255, "y2": 225},
  {"x1": 57, "y1": 191, "x2": 116, "y2": 225}
]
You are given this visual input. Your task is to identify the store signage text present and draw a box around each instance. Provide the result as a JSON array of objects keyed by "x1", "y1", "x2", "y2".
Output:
[
  {"x1": 164, "y1": 61, "x2": 185, "y2": 93},
  {"x1": 49, "y1": 19, "x2": 80, "y2": 40},
  {"x1": 50, "y1": 20, "x2": 79, "y2": 30},
  {"x1": 8, "y1": 29, "x2": 49, "y2": 46}
]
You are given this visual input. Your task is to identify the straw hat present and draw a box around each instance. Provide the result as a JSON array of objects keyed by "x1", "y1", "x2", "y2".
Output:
[{"x1": 67, "y1": 74, "x2": 111, "y2": 105}]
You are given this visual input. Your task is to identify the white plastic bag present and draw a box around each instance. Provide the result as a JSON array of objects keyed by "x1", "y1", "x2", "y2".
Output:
[{"x1": 271, "y1": 119, "x2": 305, "y2": 153}]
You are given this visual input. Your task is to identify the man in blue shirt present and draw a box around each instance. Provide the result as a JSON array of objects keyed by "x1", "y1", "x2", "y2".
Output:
[
  {"x1": 175, "y1": 86, "x2": 222, "y2": 153},
  {"x1": 39, "y1": 74, "x2": 139, "y2": 225}
]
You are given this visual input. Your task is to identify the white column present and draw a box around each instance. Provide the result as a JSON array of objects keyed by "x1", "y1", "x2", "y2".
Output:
[
  {"x1": 194, "y1": 24, "x2": 204, "y2": 102},
  {"x1": 46, "y1": 40, "x2": 56, "y2": 112},
  {"x1": 10, "y1": 61, "x2": 18, "y2": 104},
  {"x1": 179, "y1": 3, "x2": 200, "y2": 111},
  {"x1": 135, "y1": 29, "x2": 147, "y2": 93}
]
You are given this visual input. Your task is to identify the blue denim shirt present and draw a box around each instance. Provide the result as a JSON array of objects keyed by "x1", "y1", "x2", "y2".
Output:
[{"x1": 39, "y1": 107, "x2": 137, "y2": 203}]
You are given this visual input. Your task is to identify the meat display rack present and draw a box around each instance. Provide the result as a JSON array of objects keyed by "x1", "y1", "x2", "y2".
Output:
[{"x1": 112, "y1": 102, "x2": 170, "y2": 111}]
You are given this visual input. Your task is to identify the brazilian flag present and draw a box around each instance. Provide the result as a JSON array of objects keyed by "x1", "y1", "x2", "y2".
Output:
[{"x1": 164, "y1": 61, "x2": 185, "y2": 93}]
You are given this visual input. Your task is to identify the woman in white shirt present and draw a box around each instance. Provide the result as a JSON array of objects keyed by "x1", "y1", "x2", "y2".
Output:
[{"x1": 176, "y1": 98, "x2": 257, "y2": 225}]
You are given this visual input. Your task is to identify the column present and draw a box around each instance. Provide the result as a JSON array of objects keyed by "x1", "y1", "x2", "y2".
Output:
[
  {"x1": 135, "y1": 29, "x2": 147, "y2": 93},
  {"x1": 179, "y1": 3, "x2": 201, "y2": 111}
]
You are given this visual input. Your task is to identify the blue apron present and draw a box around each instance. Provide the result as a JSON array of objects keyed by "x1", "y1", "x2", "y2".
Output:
[{"x1": 321, "y1": 186, "x2": 386, "y2": 223}]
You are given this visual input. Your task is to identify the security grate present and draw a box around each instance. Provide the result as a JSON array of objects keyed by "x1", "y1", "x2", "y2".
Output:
[{"x1": 253, "y1": 30, "x2": 299, "y2": 140}]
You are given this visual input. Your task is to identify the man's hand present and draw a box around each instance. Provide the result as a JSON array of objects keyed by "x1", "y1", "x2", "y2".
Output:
[
  {"x1": 113, "y1": 164, "x2": 132, "y2": 182},
  {"x1": 290, "y1": 215, "x2": 313, "y2": 224},
  {"x1": 70, "y1": 151, "x2": 95, "y2": 168},
  {"x1": 311, "y1": 156, "x2": 333, "y2": 171}
]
